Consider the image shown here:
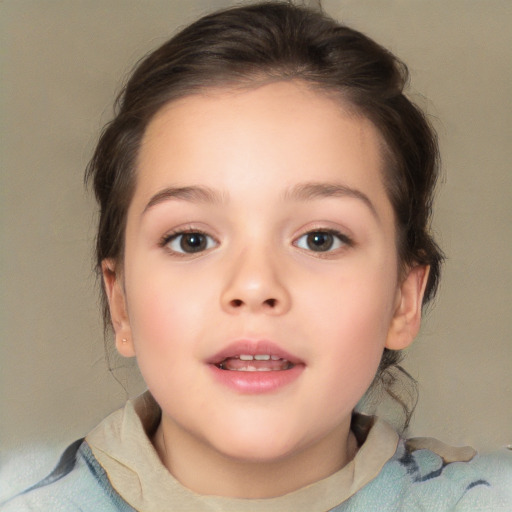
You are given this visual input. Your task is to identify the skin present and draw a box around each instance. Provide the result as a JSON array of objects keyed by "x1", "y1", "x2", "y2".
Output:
[{"x1": 103, "y1": 81, "x2": 428, "y2": 498}]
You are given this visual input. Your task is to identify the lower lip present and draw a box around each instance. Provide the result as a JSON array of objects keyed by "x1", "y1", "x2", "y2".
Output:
[{"x1": 208, "y1": 364, "x2": 304, "y2": 394}]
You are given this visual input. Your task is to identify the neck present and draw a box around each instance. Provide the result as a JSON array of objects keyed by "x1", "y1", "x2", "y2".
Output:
[{"x1": 152, "y1": 415, "x2": 358, "y2": 498}]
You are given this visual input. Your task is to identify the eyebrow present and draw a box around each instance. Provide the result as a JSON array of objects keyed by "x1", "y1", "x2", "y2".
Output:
[
  {"x1": 142, "y1": 185, "x2": 225, "y2": 215},
  {"x1": 142, "y1": 181, "x2": 378, "y2": 219},
  {"x1": 283, "y1": 182, "x2": 378, "y2": 219}
]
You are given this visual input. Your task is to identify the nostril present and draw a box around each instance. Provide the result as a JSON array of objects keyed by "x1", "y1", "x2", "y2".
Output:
[
  {"x1": 265, "y1": 298, "x2": 277, "y2": 308},
  {"x1": 230, "y1": 299, "x2": 243, "y2": 308}
]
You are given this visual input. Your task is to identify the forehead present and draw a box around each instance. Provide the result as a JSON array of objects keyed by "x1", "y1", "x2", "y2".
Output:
[{"x1": 134, "y1": 81, "x2": 392, "y2": 217}]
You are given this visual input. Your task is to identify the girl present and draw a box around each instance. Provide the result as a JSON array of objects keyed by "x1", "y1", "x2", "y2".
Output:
[{"x1": 2, "y1": 2, "x2": 510, "y2": 510}]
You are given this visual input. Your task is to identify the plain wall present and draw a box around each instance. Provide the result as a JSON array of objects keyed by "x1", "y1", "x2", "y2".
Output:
[{"x1": 1, "y1": 0, "x2": 511, "y2": 457}]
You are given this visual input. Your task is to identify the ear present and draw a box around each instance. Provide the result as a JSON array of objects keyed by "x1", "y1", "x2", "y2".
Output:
[
  {"x1": 385, "y1": 265, "x2": 430, "y2": 350},
  {"x1": 102, "y1": 259, "x2": 136, "y2": 358}
]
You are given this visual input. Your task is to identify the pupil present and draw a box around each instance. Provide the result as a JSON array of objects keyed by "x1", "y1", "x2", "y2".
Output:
[
  {"x1": 307, "y1": 232, "x2": 333, "y2": 252},
  {"x1": 181, "y1": 233, "x2": 206, "y2": 253}
]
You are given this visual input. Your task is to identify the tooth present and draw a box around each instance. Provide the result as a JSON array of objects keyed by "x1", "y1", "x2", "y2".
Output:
[
  {"x1": 239, "y1": 355, "x2": 254, "y2": 361},
  {"x1": 237, "y1": 366, "x2": 272, "y2": 372},
  {"x1": 270, "y1": 355, "x2": 281, "y2": 361},
  {"x1": 254, "y1": 354, "x2": 270, "y2": 361}
]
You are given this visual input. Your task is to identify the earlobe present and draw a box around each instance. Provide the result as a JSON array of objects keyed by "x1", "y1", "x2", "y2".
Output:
[
  {"x1": 385, "y1": 265, "x2": 430, "y2": 350},
  {"x1": 101, "y1": 259, "x2": 136, "y2": 358}
]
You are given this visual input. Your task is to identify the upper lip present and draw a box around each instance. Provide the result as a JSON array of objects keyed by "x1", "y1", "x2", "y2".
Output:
[{"x1": 206, "y1": 340, "x2": 303, "y2": 365}]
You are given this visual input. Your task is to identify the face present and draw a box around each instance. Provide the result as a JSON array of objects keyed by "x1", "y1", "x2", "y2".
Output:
[{"x1": 105, "y1": 81, "x2": 425, "y2": 467}]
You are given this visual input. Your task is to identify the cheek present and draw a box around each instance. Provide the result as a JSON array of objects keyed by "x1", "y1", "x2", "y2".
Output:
[
  {"x1": 125, "y1": 281, "x2": 202, "y2": 405},
  {"x1": 305, "y1": 256, "x2": 397, "y2": 331},
  {"x1": 123, "y1": 257, "x2": 225, "y2": 376},
  {"x1": 298, "y1": 256, "x2": 398, "y2": 375},
  {"x1": 124, "y1": 265, "x2": 204, "y2": 356}
]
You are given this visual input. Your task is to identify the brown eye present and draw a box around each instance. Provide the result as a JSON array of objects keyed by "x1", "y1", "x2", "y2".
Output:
[
  {"x1": 305, "y1": 232, "x2": 334, "y2": 252},
  {"x1": 180, "y1": 233, "x2": 207, "y2": 252},
  {"x1": 295, "y1": 230, "x2": 349, "y2": 253},
  {"x1": 166, "y1": 232, "x2": 216, "y2": 254}
]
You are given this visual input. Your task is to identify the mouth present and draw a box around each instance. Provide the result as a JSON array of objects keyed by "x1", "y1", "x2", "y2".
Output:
[
  {"x1": 207, "y1": 340, "x2": 304, "y2": 393},
  {"x1": 216, "y1": 354, "x2": 294, "y2": 372},
  {"x1": 208, "y1": 341, "x2": 302, "y2": 372}
]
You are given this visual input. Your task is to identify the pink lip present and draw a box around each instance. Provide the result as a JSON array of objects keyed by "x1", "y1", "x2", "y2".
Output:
[
  {"x1": 206, "y1": 340, "x2": 304, "y2": 394},
  {"x1": 207, "y1": 340, "x2": 302, "y2": 365}
]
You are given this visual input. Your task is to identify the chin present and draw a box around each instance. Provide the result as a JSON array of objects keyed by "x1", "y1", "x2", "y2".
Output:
[
  {"x1": 207, "y1": 423, "x2": 304, "y2": 464},
  {"x1": 217, "y1": 440, "x2": 299, "y2": 464}
]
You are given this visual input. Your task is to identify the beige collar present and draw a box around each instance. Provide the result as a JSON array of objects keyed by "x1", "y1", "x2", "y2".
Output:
[{"x1": 86, "y1": 392, "x2": 399, "y2": 512}]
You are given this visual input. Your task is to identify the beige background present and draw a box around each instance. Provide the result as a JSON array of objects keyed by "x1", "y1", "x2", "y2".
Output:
[{"x1": 1, "y1": 0, "x2": 510, "y2": 456}]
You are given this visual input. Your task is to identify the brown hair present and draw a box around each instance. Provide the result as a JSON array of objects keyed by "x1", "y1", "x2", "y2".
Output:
[{"x1": 86, "y1": 1, "x2": 443, "y2": 428}]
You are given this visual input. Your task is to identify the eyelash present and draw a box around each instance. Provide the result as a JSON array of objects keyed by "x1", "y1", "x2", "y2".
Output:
[
  {"x1": 159, "y1": 227, "x2": 353, "y2": 256},
  {"x1": 293, "y1": 229, "x2": 353, "y2": 255},
  {"x1": 159, "y1": 228, "x2": 218, "y2": 256}
]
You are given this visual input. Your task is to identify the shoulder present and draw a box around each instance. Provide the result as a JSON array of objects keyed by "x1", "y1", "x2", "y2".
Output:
[
  {"x1": 365, "y1": 438, "x2": 512, "y2": 511},
  {"x1": 0, "y1": 440, "x2": 135, "y2": 512}
]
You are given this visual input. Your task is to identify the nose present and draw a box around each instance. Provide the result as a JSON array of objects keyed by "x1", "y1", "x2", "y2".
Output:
[{"x1": 220, "y1": 247, "x2": 291, "y2": 315}]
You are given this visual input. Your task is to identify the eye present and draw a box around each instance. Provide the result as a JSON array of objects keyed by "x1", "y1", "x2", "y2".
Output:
[
  {"x1": 295, "y1": 230, "x2": 350, "y2": 253},
  {"x1": 164, "y1": 231, "x2": 217, "y2": 254}
]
